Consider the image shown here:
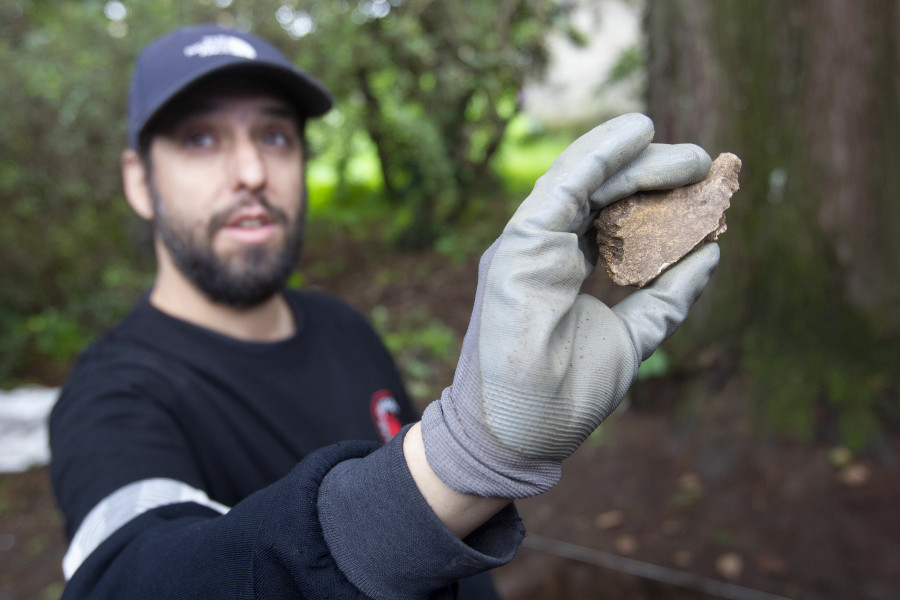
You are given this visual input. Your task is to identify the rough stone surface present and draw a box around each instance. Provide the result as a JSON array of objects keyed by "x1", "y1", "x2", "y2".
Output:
[{"x1": 594, "y1": 152, "x2": 741, "y2": 287}]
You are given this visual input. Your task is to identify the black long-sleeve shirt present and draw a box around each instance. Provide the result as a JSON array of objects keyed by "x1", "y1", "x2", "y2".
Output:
[
  {"x1": 50, "y1": 290, "x2": 516, "y2": 597},
  {"x1": 60, "y1": 430, "x2": 523, "y2": 598}
]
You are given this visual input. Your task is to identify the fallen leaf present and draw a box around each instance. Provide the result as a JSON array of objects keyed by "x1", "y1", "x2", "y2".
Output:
[
  {"x1": 594, "y1": 510, "x2": 625, "y2": 530},
  {"x1": 757, "y1": 553, "x2": 789, "y2": 576},
  {"x1": 838, "y1": 463, "x2": 871, "y2": 486},
  {"x1": 672, "y1": 550, "x2": 694, "y2": 568},
  {"x1": 614, "y1": 534, "x2": 639, "y2": 555},
  {"x1": 678, "y1": 472, "x2": 705, "y2": 494},
  {"x1": 715, "y1": 552, "x2": 744, "y2": 580}
]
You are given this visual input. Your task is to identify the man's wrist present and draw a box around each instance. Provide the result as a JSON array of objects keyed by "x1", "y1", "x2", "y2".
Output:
[{"x1": 403, "y1": 422, "x2": 510, "y2": 539}]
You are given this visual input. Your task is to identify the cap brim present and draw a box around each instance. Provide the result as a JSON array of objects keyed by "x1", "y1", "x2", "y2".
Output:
[{"x1": 133, "y1": 61, "x2": 332, "y2": 148}]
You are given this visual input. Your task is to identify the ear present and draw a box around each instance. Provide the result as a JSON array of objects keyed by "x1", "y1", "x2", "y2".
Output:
[{"x1": 121, "y1": 148, "x2": 155, "y2": 220}]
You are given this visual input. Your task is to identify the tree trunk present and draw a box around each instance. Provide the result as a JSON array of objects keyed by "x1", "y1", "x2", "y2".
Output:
[{"x1": 645, "y1": 0, "x2": 900, "y2": 446}]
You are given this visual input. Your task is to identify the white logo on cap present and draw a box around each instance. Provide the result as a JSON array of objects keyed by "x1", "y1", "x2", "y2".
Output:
[{"x1": 183, "y1": 35, "x2": 257, "y2": 59}]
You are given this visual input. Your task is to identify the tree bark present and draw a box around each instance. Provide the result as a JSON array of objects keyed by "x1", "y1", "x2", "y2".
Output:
[
  {"x1": 647, "y1": 0, "x2": 900, "y2": 330},
  {"x1": 644, "y1": 0, "x2": 900, "y2": 444}
]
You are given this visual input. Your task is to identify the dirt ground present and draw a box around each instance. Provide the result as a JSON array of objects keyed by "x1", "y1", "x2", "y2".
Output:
[{"x1": 2, "y1": 239, "x2": 898, "y2": 600}]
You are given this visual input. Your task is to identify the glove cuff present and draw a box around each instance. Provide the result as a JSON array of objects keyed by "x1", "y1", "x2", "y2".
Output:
[{"x1": 420, "y1": 390, "x2": 562, "y2": 499}]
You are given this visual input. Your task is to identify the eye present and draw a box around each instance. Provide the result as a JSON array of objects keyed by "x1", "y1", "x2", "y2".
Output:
[
  {"x1": 262, "y1": 130, "x2": 293, "y2": 148},
  {"x1": 184, "y1": 131, "x2": 215, "y2": 149}
]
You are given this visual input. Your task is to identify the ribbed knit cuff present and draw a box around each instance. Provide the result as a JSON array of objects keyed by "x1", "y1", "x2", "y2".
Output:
[
  {"x1": 317, "y1": 425, "x2": 524, "y2": 600},
  {"x1": 420, "y1": 393, "x2": 562, "y2": 499}
]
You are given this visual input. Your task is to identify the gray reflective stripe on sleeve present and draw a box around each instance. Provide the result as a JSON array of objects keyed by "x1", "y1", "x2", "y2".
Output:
[{"x1": 62, "y1": 478, "x2": 230, "y2": 580}]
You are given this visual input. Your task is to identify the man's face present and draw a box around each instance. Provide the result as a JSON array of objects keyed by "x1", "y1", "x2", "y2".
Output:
[{"x1": 146, "y1": 84, "x2": 306, "y2": 307}]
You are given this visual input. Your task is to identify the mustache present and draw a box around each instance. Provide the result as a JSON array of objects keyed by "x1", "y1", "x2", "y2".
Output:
[{"x1": 206, "y1": 194, "x2": 289, "y2": 238}]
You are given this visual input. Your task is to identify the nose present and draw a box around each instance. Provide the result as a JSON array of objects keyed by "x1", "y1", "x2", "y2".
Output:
[{"x1": 229, "y1": 136, "x2": 266, "y2": 192}]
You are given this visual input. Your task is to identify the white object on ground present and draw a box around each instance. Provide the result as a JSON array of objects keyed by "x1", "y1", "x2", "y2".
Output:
[{"x1": 0, "y1": 385, "x2": 59, "y2": 473}]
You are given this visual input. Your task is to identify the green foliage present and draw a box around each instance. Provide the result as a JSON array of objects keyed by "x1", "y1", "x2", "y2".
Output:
[
  {"x1": 637, "y1": 349, "x2": 669, "y2": 381},
  {"x1": 369, "y1": 305, "x2": 459, "y2": 405},
  {"x1": 744, "y1": 310, "x2": 898, "y2": 451},
  {"x1": 23, "y1": 309, "x2": 87, "y2": 366},
  {"x1": 0, "y1": 2, "x2": 155, "y2": 384},
  {"x1": 295, "y1": 0, "x2": 573, "y2": 249},
  {"x1": 493, "y1": 116, "x2": 572, "y2": 197},
  {"x1": 433, "y1": 115, "x2": 573, "y2": 263},
  {"x1": 605, "y1": 43, "x2": 643, "y2": 86}
]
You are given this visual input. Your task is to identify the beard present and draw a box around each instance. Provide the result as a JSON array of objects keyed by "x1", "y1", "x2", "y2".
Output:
[{"x1": 150, "y1": 185, "x2": 306, "y2": 308}]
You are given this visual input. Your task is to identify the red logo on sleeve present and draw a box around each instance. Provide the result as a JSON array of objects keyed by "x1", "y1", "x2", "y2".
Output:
[{"x1": 370, "y1": 390, "x2": 403, "y2": 443}]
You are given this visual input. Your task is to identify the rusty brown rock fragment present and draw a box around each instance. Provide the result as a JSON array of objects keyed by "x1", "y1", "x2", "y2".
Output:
[{"x1": 594, "y1": 152, "x2": 741, "y2": 287}]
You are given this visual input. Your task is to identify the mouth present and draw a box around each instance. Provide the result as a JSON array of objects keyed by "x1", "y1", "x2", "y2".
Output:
[
  {"x1": 216, "y1": 205, "x2": 282, "y2": 245},
  {"x1": 224, "y1": 209, "x2": 275, "y2": 229}
]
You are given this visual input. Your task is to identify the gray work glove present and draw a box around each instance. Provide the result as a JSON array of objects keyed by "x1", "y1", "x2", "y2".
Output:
[{"x1": 420, "y1": 113, "x2": 720, "y2": 499}]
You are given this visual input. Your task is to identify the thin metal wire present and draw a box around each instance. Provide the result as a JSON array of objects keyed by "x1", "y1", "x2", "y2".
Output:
[{"x1": 522, "y1": 534, "x2": 796, "y2": 600}]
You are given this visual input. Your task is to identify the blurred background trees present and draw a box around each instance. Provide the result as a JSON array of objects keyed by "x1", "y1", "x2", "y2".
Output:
[
  {"x1": 0, "y1": 0, "x2": 578, "y2": 381},
  {"x1": 1, "y1": 2, "x2": 147, "y2": 383},
  {"x1": 297, "y1": 1, "x2": 576, "y2": 249},
  {"x1": 1, "y1": 0, "x2": 897, "y2": 451}
]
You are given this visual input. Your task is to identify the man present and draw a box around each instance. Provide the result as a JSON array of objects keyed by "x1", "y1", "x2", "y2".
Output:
[{"x1": 50, "y1": 23, "x2": 719, "y2": 599}]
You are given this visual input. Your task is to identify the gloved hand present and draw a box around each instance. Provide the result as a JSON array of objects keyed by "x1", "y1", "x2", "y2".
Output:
[{"x1": 420, "y1": 113, "x2": 720, "y2": 499}]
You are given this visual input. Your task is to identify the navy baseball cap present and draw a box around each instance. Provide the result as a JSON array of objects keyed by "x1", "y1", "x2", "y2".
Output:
[{"x1": 128, "y1": 23, "x2": 332, "y2": 149}]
